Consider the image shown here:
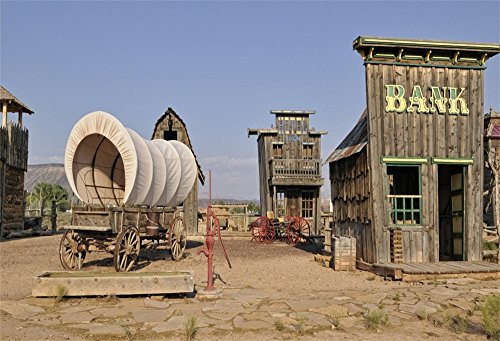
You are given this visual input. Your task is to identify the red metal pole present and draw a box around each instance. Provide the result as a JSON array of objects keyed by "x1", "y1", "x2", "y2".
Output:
[{"x1": 198, "y1": 169, "x2": 216, "y2": 292}]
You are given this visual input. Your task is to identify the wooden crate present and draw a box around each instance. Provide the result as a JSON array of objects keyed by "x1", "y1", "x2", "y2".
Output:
[
  {"x1": 32, "y1": 271, "x2": 194, "y2": 297},
  {"x1": 323, "y1": 224, "x2": 332, "y2": 255},
  {"x1": 331, "y1": 236, "x2": 356, "y2": 271}
]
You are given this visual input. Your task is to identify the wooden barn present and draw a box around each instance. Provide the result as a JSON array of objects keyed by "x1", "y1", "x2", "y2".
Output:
[
  {"x1": 0, "y1": 86, "x2": 33, "y2": 237},
  {"x1": 327, "y1": 37, "x2": 500, "y2": 276},
  {"x1": 248, "y1": 110, "x2": 327, "y2": 235},
  {"x1": 151, "y1": 107, "x2": 205, "y2": 235}
]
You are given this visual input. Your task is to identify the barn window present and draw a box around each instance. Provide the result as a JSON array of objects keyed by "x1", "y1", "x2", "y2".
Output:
[
  {"x1": 301, "y1": 191, "x2": 314, "y2": 218},
  {"x1": 386, "y1": 165, "x2": 422, "y2": 225},
  {"x1": 272, "y1": 143, "x2": 283, "y2": 159},
  {"x1": 164, "y1": 130, "x2": 178, "y2": 141}
]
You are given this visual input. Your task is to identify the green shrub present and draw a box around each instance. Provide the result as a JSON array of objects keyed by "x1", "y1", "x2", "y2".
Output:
[
  {"x1": 483, "y1": 241, "x2": 498, "y2": 251},
  {"x1": 274, "y1": 318, "x2": 285, "y2": 332},
  {"x1": 364, "y1": 309, "x2": 389, "y2": 330},
  {"x1": 481, "y1": 294, "x2": 500, "y2": 340},
  {"x1": 184, "y1": 315, "x2": 198, "y2": 340},
  {"x1": 54, "y1": 285, "x2": 67, "y2": 304}
]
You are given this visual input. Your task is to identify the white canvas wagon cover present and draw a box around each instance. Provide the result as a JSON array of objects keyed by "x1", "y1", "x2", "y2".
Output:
[{"x1": 64, "y1": 111, "x2": 196, "y2": 207}]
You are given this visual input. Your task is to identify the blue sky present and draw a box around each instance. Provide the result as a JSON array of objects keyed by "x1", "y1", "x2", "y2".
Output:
[{"x1": 1, "y1": 1, "x2": 499, "y2": 199}]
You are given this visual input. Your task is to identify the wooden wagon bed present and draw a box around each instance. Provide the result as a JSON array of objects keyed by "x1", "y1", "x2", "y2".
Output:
[{"x1": 358, "y1": 260, "x2": 500, "y2": 281}]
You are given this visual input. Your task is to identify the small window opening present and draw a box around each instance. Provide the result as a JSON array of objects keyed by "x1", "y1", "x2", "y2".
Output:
[
  {"x1": 387, "y1": 165, "x2": 422, "y2": 225},
  {"x1": 301, "y1": 191, "x2": 314, "y2": 218},
  {"x1": 273, "y1": 144, "x2": 283, "y2": 159}
]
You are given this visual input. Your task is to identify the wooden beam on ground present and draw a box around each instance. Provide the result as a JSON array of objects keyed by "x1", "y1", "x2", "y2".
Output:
[
  {"x1": 32, "y1": 271, "x2": 195, "y2": 297},
  {"x1": 356, "y1": 260, "x2": 403, "y2": 280}
]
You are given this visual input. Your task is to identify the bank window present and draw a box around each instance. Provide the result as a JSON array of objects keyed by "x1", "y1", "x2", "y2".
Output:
[
  {"x1": 272, "y1": 144, "x2": 283, "y2": 159},
  {"x1": 303, "y1": 144, "x2": 313, "y2": 159},
  {"x1": 301, "y1": 191, "x2": 314, "y2": 218},
  {"x1": 386, "y1": 165, "x2": 422, "y2": 225},
  {"x1": 276, "y1": 191, "x2": 285, "y2": 217}
]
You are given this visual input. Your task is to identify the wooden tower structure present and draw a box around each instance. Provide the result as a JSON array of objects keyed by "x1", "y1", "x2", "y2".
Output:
[
  {"x1": 0, "y1": 86, "x2": 33, "y2": 237},
  {"x1": 249, "y1": 110, "x2": 327, "y2": 235}
]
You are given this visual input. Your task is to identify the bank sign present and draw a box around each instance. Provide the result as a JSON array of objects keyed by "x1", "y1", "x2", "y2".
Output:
[{"x1": 385, "y1": 85, "x2": 469, "y2": 115}]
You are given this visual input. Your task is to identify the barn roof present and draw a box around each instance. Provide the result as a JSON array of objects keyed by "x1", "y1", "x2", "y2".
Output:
[
  {"x1": 152, "y1": 107, "x2": 205, "y2": 185},
  {"x1": 325, "y1": 110, "x2": 367, "y2": 164},
  {"x1": 485, "y1": 110, "x2": 500, "y2": 139},
  {"x1": 0, "y1": 85, "x2": 34, "y2": 114}
]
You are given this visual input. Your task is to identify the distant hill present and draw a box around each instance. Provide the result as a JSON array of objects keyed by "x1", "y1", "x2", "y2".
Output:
[{"x1": 25, "y1": 163, "x2": 71, "y2": 193}]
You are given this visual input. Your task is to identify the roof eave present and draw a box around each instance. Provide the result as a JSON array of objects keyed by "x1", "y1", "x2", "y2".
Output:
[{"x1": 353, "y1": 36, "x2": 500, "y2": 54}]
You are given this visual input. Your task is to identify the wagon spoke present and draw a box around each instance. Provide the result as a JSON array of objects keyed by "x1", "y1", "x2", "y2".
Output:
[{"x1": 120, "y1": 253, "x2": 127, "y2": 269}]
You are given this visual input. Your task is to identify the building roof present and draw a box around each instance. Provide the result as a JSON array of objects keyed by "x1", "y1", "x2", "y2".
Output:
[
  {"x1": 485, "y1": 111, "x2": 500, "y2": 139},
  {"x1": 0, "y1": 85, "x2": 34, "y2": 114},
  {"x1": 152, "y1": 107, "x2": 205, "y2": 185},
  {"x1": 353, "y1": 36, "x2": 500, "y2": 54},
  {"x1": 308, "y1": 129, "x2": 328, "y2": 136},
  {"x1": 353, "y1": 36, "x2": 500, "y2": 68},
  {"x1": 325, "y1": 110, "x2": 367, "y2": 164},
  {"x1": 247, "y1": 128, "x2": 278, "y2": 137},
  {"x1": 271, "y1": 110, "x2": 315, "y2": 115}
]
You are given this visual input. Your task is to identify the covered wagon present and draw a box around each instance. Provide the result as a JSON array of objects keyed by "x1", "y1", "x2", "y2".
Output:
[{"x1": 60, "y1": 111, "x2": 197, "y2": 271}]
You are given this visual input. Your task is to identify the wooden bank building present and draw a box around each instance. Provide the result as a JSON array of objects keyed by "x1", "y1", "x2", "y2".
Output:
[
  {"x1": 327, "y1": 37, "x2": 500, "y2": 275},
  {"x1": 249, "y1": 110, "x2": 327, "y2": 235}
]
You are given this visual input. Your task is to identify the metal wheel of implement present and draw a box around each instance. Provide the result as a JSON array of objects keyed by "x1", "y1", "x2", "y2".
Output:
[
  {"x1": 286, "y1": 217, "x2": 311, "y2": 245},
  {"x1": 169, "y1": 216, "x2": 187, "y2": 261},
  {"x1": 251, "y1": 217, "x2": 275, "y2": 243},
  {"x1": 113, "y1": 226, "x2": 141, "y2": 272},
  {"x1": 59, "y1": 229, "x2": 86, "y2": 270},
  {"x1": 261, "y1": 218, "x2": 276, "y2": 243}
]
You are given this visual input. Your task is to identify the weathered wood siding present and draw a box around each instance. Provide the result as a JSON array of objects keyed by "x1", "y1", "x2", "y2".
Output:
[
  {"x1": 152, "y1": 114, "x2": 201, "y2": 235},
  {"x1": 365, "y1": 64, "x2": 484, "y2": 263},
  {"x1": 257, "y1": 135, "x2": 271, "y2": 215},
  {"x1": 0, "y1": 123, "x2": 29, "y2": 235},
  {"x1": 330, "y1": 149, "x2": 375, "y2": 263}
]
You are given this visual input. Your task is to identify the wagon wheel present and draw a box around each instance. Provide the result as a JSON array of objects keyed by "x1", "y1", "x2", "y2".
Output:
[
  {"x1": 251, "y1": 217, "x2": 274, "y2": 243},
  {"x1": 59, "y1": 229, "x2": 86, "y2": 270},
  {"x1": 169, "y1": 217, "x2": 187, "y2": 261},
  {"x1": 262, "y1": 218, "x2": 276, "y2": 243},
  {"x1": 286, "y1": 217, "x2": 311, "y2": 245},
  {"x1": 113, "y1": 226, "x2": 141, "y2": 272}
]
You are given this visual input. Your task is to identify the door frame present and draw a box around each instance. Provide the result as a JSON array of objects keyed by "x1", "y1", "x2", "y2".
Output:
[{"x1": 437, "y1": 163, "x2": 468, "y2": 261}]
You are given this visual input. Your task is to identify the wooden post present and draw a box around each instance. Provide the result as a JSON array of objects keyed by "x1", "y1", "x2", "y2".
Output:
[
  {"x1": 2, "y1": 103, "x2": 7, "y2": 128},
  {"x1": 51, "y1": 200, "x2": 57, "y2": 232},
  {"x1": 18, "y1": 111, "x2": 22, "y2": 128}
]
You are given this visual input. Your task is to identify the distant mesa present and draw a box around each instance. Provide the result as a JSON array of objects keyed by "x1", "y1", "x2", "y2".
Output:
[{"x1": 25, "y1": 163, "x2": 71, "y2": 194}]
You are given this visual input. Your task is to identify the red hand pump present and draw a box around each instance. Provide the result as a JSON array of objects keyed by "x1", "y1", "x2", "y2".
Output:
[{"x1": 197, "y1": 170, "x2": 231, "y2": 292}]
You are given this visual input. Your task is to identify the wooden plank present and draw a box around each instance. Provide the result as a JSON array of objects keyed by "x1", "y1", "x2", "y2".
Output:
[
  {"x1": 32, "y1": 271, "x2": 195, "y2": 297},
  {"x1": 372, "y1": 263, "x2": 403, "y2": 280},
  {"x1": 63, "y1": 225, "x2": 112, "y2": 232},
  {"x1": 441, "y1": 262, "x2": 474, "y2": 273},
  {"x1": 402, "y1": 271, "x2": 499, "y2": 282}
]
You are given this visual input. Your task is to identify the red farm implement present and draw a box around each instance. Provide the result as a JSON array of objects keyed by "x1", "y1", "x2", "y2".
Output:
[{"x1": 250, "y1": 216, "x2": 314, "y2": 245}]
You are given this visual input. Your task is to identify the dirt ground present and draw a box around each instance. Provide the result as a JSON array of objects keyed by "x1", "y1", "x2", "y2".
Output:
[{"x1": 0, "y1": 234, "x2": 499, "y2": 340}]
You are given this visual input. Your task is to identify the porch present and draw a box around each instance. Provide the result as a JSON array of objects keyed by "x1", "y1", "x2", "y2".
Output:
[{"x1": 357, "y1": 260, "x2": 500, "y2": 282}]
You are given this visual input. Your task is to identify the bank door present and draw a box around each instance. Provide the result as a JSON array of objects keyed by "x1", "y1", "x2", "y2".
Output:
[{"x1": 450, "y1": 170, "x2": 465, "y2": 260}]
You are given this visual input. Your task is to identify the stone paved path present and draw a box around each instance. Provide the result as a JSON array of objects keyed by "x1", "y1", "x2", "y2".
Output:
[{"x1": 1, "y1": 277, "x2": 499, "y2": 340}]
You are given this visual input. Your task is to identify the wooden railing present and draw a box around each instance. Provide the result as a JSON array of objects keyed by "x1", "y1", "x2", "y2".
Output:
[
  {"x1": 0, "y1": 122, "x2": 29, "y2": 170},
  {"x1": 269, "y1": 159, "x2": 321, "y2": 179}
]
